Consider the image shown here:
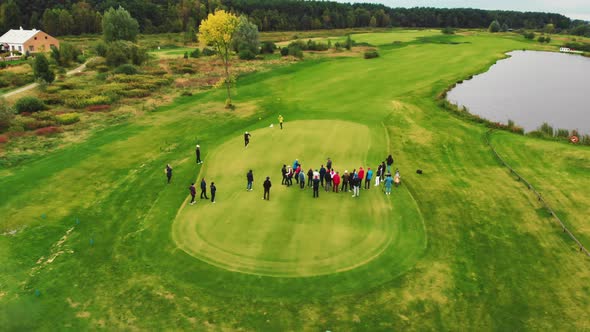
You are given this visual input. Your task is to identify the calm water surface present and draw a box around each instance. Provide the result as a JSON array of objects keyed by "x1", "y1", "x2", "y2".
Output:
[{"x1": 447, "y1": 51, "x2": 590, "y2": 135}]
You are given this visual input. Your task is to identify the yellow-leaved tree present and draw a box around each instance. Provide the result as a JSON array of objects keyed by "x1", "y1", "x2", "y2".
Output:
[{"x1": 198, "y1": 10, "x2": 239, "y2": 108}]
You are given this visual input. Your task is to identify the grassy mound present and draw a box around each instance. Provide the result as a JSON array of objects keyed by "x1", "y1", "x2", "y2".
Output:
[{"x1": 173, "y1": 120, "x2": 426, "y2": 277}]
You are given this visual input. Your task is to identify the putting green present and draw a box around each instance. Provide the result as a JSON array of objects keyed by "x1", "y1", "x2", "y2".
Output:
[{"x1": 172, "y1": 120, "x2": 425, "y2": 277}]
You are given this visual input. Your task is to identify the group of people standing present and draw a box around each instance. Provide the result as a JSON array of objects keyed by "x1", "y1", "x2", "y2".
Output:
[
  {"x1": 170, "y1": 122, "x2": 402, "y2": 206},
  {"x1": 279, "y1": 154, "x2": 401, "y2": 198}
]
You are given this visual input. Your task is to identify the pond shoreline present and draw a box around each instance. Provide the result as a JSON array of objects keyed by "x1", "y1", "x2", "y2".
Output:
[{"x1": 446, "y1": 50, "x2": 590, "y2": 137}]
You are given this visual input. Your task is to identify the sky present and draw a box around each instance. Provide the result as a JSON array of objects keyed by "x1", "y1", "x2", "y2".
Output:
[{"x1": 333, "y1": 0, "x2": 590, "y2": 21}]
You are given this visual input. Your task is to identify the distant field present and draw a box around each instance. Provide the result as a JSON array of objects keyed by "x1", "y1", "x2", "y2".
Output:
[{"x1": 1, "y1": 29, "x2": 589, "y2": 330}]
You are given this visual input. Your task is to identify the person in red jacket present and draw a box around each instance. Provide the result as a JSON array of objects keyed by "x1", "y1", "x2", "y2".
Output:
[
  {"x1": 358, "y1": 167, "x2": 365, "y2": 188},
  {"x1": 332, "y1": 171, "x2": 341, "y2": 193}
]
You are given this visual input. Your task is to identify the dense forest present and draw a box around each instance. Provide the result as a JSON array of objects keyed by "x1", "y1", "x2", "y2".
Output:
[{"x1": 0, "y1": 0, "x2": 588, "y2": 37}]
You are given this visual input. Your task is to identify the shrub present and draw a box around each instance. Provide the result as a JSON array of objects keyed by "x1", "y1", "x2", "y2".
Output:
[
  {"x1": 556, "y1": 128, "x2": 569, "y2": 138},
  {"x1": 288, "y1": 44, "x2": 303, "y2": 58},
  {"x1": 114, "y1": 64, "x2": 139, "y2": 75},
  {"x1": 538, "y1": 36, "x2": 546, "y2": 43},
  {"x1": 87, "y1": 105, "x2": 110, "y2": 112},
  {"x1": 238, "y1": 49, "x2": 256, "y2": 60},
  {"x1": 260, "y1": 41, "x2": 276, "y2": 54},
  {"x1": 65, "y1": 95, "x2": 112, "y2": 109},
  {"x1": 202, "y1": 48, "x2": 216, "y2": 56},
  {"x1": 190, "y1": 48, "x2": 201, "y2": 58},
  {"x1": 35, "y1": 126, "x2": 63, "y2": 136},
  {"x1": 15, "y1": 97, "x2": 45, "y2": 114},
  {"x1": 523, "y1": 32, "x2": 535, "y2": 40},
  {"x1": 364, "y1": 50, "x2": 380, "y2": 59},
  {"x1": 55, "y1": 113, "x2": 80, "y2": 125},
  {"x1": 19, "y1": 118, "x2": 54, "y2": 130},
  {"x1": 538, "y1": 122, "x2": 554, "y2": 136},
  {"x1": 442, "y1": 27, "x2": 455, "y2": 35},
  {"x1": 0, "y1": 134, "x2": 8, "y2": 144},
  {"x1": 86, "y1": 57, "x2": 107, "y2": 70},
  {"x1": 95, "y1": 41, "x2": 108, "y2": 57},
  {"x1": 544, "y1": 36, "x2": 551, "y2": 43},
  {"x1": 280, "y1": 47, "x2": 289, "y2": 56},
  {"x1": 31, "y1": 111, "x2": 55, "y2": 121},
  {"x1": 120, "y1": 89, "x2": 150, "y2": 98}
]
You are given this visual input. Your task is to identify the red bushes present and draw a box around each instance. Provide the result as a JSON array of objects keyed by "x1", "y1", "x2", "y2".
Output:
[
  {"x1": 34, "y1": 126, "x2": 63, "y2": 136},
  {"x1": 0, "y1": 134, "x2": 8, "y2": 144},
  {"x1": 86, "y1": 104, "x2": 111, "y2": 112}
]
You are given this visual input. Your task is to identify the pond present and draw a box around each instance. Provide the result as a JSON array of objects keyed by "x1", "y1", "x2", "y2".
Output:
[{"x1": 447, "y1": 50, "x2": 590, "y2": 135}]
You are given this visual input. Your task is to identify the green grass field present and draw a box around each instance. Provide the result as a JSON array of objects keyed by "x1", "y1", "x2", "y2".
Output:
[{"x1": 1, "y1": 30, "x2": 589, "y2": 330}]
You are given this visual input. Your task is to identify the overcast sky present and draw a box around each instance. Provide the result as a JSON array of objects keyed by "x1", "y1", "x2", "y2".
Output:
[{"x1": 333, "y1": 0, "x2": 590, "y2": 21}]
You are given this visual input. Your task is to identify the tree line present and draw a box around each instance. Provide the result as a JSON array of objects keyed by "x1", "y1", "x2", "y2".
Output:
[{"x1": 1, "y1": 0, "x2": 586, "y2": 37}]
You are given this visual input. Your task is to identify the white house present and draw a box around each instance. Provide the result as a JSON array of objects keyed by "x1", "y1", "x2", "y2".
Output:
[{"x1": 0, "y1": 27, "x2": 60, "y2": 54}]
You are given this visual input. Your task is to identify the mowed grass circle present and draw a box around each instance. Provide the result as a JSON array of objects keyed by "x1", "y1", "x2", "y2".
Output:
[{"x1": 173, "y1": 120, "x2": 426, "y2": 278}]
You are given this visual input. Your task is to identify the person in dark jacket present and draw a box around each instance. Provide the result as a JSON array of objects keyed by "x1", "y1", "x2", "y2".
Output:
[
  {"x1": 307, "y1": 168, "x2": 313, "y2": 187},
  {"x1": 286, "y1": 167, "x2": 293, "y2": 186},
  {"x1": 263, "y1": 176, "x2": 272, "y2": 200},
  {"x1": 319, "y1": 165, "x2": 326, "y2": 187},
  {"x1": 312, "y1": 176, "x2": 320, "y2": 198},
  {"x1": 165, "y1": 164, "x2": 173, "y2": 183},
  {"x1": 195, "y1": 145, "x2": 202, "y2": 164},
  {"x1": 324, "y1": 169, "x2": 332, "y2": 192},
  {"x1": 326, "y1": 158, "x2": 332, "y2": 171},
  {"x1": 200, "y1": 178, "x2": 209, "y2": 199},
  {"x1": 189, "y1": 183, "x2": 196, "y2": 205},
  {"x1": 386, "y1": 154, "x2": 394, "y2": 173},
  {"x1": 341, "y1": 170, "x2": 350, "y2": 192},
  {"x1": 210, "y1": 182, "x2": 216, "y2": 203},
  {"x1": 281, "y1": 164, "x2": 287, "y2": 185},
  {"x1": 244, "y1": 131, "x2": 251, "y2": 147},
  {"x1": 246, "y1": 169, "x2": 254, "y2": 191}
]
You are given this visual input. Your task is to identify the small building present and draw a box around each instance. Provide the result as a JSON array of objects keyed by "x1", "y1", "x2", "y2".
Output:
[
  {"x1": 560, "y1": 47, "x2": 571, "y2": 53},
  {"x1": 0, "y1": 27, "x2": 59, "y2": 54}
]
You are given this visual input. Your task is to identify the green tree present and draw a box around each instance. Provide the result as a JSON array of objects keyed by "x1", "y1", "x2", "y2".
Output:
[
  {"x1": 369, "y1": 16, "x2": 377, "y2": 28},
  {"x1": 345, "y1": 34, "x2": 352, "y2": 50},
  {"x1": 57, "y1": 9, "x2": 74, "y2": 35},
  {"x1": 33, "y1": 54, "x2": 55, "y2": 83},
  {"x1": 72, "y1": 2, "x2": 102, "y2": 35},
  {"x1": 41, "y1": 9, "x2": 60, "y2": 36},
  {"x1": 231, "y1": 16, "x2": 259, "y2": 54},
  {"x1": 102, "y1": 6, "x2": 140, "y2": 42},
  {"x1": 544, "y1": 23, "x2": 555, "y2": 34},
  {"x1": 198, "y1": 10, "x2": 239, "y2": 108},
  {"x1": 1, "y1": 0, "x2": 21, "y2": 32},
  {"x1": 488, "y1": 20, "x2": 501, "y2": 33}
]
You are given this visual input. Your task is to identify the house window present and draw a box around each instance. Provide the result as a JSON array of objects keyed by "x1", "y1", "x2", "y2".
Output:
[
  {"x1": 34, "y1": 37, "x2": 37, "y2": 40},
  {"x1": 18, "y1": 46, "x2": 22, "y2": 51},
  {"x1": 29, "y1": 45, "x2": 34, "y2": 51},
  {"x1": 45, "y1": 36, "x2": 48, "y2": 39}
]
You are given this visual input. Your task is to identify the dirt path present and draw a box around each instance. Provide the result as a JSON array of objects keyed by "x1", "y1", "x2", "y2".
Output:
[{"x1": 1, "y1": 62, "x2": 87, "y2": 98}]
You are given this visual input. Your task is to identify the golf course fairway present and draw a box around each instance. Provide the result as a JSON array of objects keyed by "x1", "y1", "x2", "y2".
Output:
[
  {"x1": 1, "y1": 30, "x2": 589, "y2": 330},
  {"x1": 173, "y1": 120, "x2": 426, "y2": 277}
]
